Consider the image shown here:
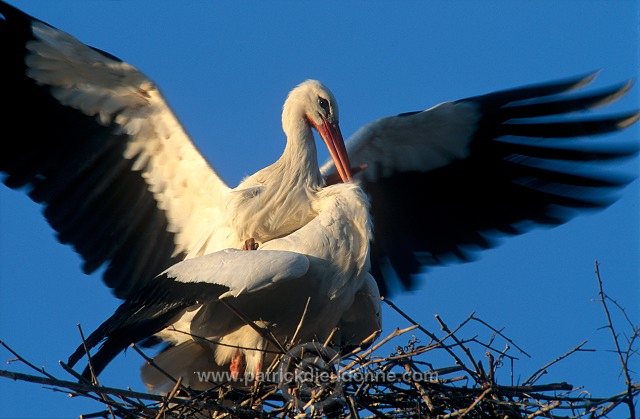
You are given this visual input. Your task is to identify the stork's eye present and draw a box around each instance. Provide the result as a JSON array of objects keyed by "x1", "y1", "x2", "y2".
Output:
[{"x1": 318, "y1": 97, "x2": 330, "y2": 112}]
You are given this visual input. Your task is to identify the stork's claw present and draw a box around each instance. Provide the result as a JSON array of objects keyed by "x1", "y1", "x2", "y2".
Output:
[{"x1": 242, "y1": 238, "x2": 259, "y2": 250}]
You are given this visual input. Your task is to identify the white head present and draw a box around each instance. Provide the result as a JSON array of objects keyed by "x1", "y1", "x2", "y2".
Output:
[{"x1": 282, "y1": 80, "x2": 352, "y2": 183}]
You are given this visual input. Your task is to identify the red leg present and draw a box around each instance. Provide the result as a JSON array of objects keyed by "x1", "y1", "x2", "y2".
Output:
[{"x1": 230, "y1": 350, "x2": 246, "y2": 379}]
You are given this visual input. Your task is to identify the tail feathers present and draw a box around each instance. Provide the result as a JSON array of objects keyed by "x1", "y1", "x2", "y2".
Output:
[
  {"x1": 80, "y1": 335, "x2": 129, "y2": 379},
  {"x1": 67, "y1": 301, "x2": 137, "y2": 368},
  {"x1": 67, "y1": 301, "x2": 187, "y2": 380}
]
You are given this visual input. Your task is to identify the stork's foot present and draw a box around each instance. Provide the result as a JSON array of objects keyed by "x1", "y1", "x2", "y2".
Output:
[
  {"x1": 242, "y1": 238, "x2": 259, "y2": 251},
  {"x1": 230, "y1": 350, "x2": 246, "y2": 380}
]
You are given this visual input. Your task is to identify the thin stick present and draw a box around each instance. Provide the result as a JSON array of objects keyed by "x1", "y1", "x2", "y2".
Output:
[
  {"x1": 435, "y1": 313, "x2": 482, "y2": 381},
  {"x1": 0, "y1": 340, "x2": 56, "y2": 380},
  {"x1": 523, "y1": 340, "x2": 591, "y2": 386},
  {"x1": 525, "y1": 401, "x2": 561, "y2": 418},
  {"x1": 381, "y1": 297, "x2": 438, "y2": 342},
  {"x1": 322, "y1": 327, "x2": 339, "y2": 348},
  {"x1": 0, "y1": 369, "x2": 168, "y2": 404},
  {"x1": 61, "y1": 360, "x2": 144, "y2": 411},
  {"x1": 59, "y1": 360, "x2": 92, "y2": 385},
  {"x1": 595, "y1": 261, "x2": 636, "y2": 419},
  {"x1": 76, "y1": 324, "x2": 116, "y2": 419},
  {"x1": 287, "y1": 297, "x2": 311, "y2": 349},
  {"x1": 129, "y1": 343, "x2": 194, "y2": 396},
  {"x1": 339, "y1": 325, "x2": 419, "y2": 373},
  {"x1": 76, "y1": 324, "x2": 100, "y2": 386},
  {"x1": 154, "y1": 376, "x2": 183, "y2": 419},
  {"x1": 219, "y1": 298, "x2": 288, "y2": 355},
  {"x1": 471, "y1": 314, "x2": 531, "y2": 357},
  {"x1": 346, "y1": 395, "x2": 360, "y2": 419},
  {"x1": 401, "y1": 359, "x2": 435, "y2": 412},
  {"x1": 442, "y1": 387, "x2": 492, "y2": 418},
  {"x1": 166, "y1": 327, "x2": 281, "y2": 355},
  {"x1": 60, "y1": 361, "x2": 141, "y2": 413},
  {"x1": 340, "y1": 330, "x2": 381, "y2": 362},
  {"x1": 382, "y1": 298, "x2": 478, "y2": 378}
]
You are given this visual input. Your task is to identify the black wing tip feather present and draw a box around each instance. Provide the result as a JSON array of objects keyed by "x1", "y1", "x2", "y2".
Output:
[
  {"x1": 460, "y1": 71, "x2": 638, "y2": 118},
  {"x1": 591, "y1": 79, "x2": 635, "y2": 109},
  {"x1": 619, "y1": 112, "x2": 640, "y2": 129},
  {"x1": 0, "y1": 1, "x2": 29, "y2": 21},
  {"x1": 398, "y1": 72, "x2": 619, "y2": 121},
  {"x1": 498, "y1": 111, "x2": 640, "y2": 139},
  {"x1": 0, "y1": 0, "x2": 122, "y2": 64},
  {"x1": 0, "y1": 1, "x2": 53, "y2": 36},
  {"x1": 501, "y1": 81, "x2": 637, "y2": 122},
  {"x1": 459, "y1": 71, "x2": 601, "y2": 107}
]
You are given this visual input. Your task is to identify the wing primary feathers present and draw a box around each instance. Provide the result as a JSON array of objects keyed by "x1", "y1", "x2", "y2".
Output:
[
  {"x1": 362, "y1": 73, "x2": 638, "y2": 296},
  {"x1": 460, "y1": 71, "x2": 600, "y2": 107},
  {"x1": 493, "y1": 140, "x2": 638, "y2": 163},
  {"x1": 496, "y1": 113, "x2": 640, "y2": 139},
  {"x1": 1, "y1": 1, "x2": 227, "y2": 301},
  {"x1": 496, "y1": 81, "x2": 634, "y2": 121},
  {"x1": 47, "y1": 143, "x2": 136, "y2": 244}
]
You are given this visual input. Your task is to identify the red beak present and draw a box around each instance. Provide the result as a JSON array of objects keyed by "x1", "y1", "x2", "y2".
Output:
[{"x1": 315, "y1": 118, "x2": 353, "y2": 183}]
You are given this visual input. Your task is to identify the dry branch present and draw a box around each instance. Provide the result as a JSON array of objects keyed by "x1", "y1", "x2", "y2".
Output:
[{"x1": 0, "y1": 264, "x2": 637, "y2": 418}]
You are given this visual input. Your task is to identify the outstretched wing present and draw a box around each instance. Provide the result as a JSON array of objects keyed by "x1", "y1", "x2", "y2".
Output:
[
  {"x1": 0, "y1": 2, "x2": 230, "y2": 299},
  {"x1": 321, "y1": 73, "x2": 639, "y2": 296}
]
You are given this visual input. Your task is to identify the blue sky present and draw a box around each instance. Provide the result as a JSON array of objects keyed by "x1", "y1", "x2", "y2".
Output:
[{"x1": 0, "y1": 1, "x2": 638, "y2": 417}]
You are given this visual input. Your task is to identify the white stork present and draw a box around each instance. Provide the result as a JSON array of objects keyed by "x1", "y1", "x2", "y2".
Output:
[
  {"x1": 66, "y1": 182, "x2": 380, "y2": 392},
  {"x1": 1, "y1": 1, "x2": 639, "y2": 388}
]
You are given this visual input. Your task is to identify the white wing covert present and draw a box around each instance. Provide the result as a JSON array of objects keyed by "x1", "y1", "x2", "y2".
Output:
[{"x1": 163, "y1": 248, "x2": 311, "y2": 299}]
